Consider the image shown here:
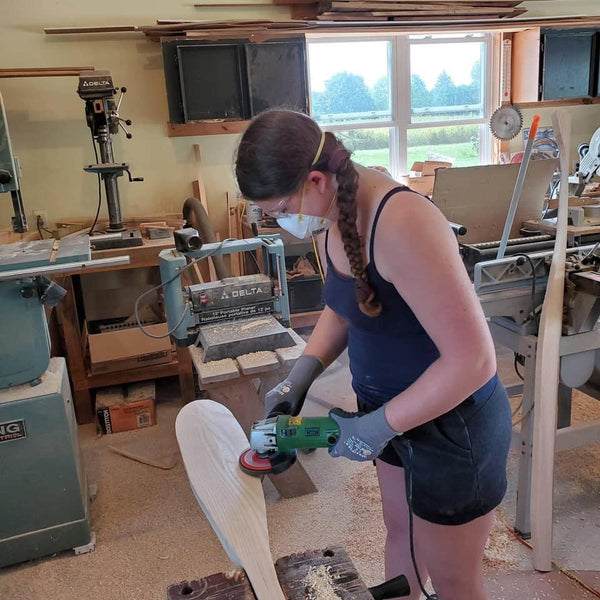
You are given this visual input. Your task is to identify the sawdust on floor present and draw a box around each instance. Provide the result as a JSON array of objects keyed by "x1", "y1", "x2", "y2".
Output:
[{"x1": 339, "y1": 463, "x2": 523, "y2": 574}]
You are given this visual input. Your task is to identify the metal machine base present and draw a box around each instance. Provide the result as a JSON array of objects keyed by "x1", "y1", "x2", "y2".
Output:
[{"x1": 0, "y1": 357, "x2": 93, "y2": 567}]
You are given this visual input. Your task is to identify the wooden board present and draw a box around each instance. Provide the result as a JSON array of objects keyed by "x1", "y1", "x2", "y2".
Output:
[
  {"x1": 431, "y1": 159, "x2": 558, "y2": 244},
  {"x1": 275, "y1": 547, "x2": 374, "y2": 600},
  {"x1": 530, "y1": 110, "x2": 570, "y2": 572},
  {"x1": 276, "y1": 328, "x2": 307, "y2": 366},
  {"x1": 190, "y1": 348, "x2": 241, "y2": 384},
  {"x1": 166, "y1": 571, "x2": 254, "y2": 600},
  {"x1": 237, "y1": 351, "x2": 280, "y2": 375},
  {"x1": 166, "y1": 546, "x2": 373, "y2": 599},
  {"x1": 175, "y1": 400, "x2": 285, "y2": 600}
]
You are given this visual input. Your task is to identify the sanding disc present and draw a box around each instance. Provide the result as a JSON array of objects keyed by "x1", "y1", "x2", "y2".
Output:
[
  {"x1": 239, "y1": 448, "x2": 273, "y2": 475},
  {"x1": 238, "y1": 448, "x2": 297, "y2": 476}
]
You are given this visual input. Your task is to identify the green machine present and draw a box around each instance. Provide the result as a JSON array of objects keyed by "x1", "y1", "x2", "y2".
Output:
[
  {"x1": 0, "y1": 91, "x2": 132, "y2": 566},
  {"x1": 0, "y1": 358, "x2": 94, "y2": 567}
]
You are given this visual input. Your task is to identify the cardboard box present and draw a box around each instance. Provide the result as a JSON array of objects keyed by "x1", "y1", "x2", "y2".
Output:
[
  {"x1": 95, "y1": 384, "x2": 156, "y2": 434},
  {"x1": 400, "y1": 160, "x2": 452, "y2": 197},
  {"x1": 87, "y1": 323, "x2": 173, "y2": 374}
]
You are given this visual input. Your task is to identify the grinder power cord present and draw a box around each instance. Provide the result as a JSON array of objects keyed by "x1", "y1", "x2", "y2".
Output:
[{"x1": 240, "y1": 412, "x2": 437, "y2": 599}]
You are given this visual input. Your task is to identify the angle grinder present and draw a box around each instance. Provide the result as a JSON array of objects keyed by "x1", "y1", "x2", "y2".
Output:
[{"x1": 239, "y1": 415, "x2": 340, "y2": 476}]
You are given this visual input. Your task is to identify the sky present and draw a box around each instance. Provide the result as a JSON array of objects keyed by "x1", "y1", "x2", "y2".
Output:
[{"x1": 308, "y1": 39, "x2": 483, "y2": 92}]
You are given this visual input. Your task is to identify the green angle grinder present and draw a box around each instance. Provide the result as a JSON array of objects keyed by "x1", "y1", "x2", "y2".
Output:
[{"x1": 239, "y1": 415, "x2": 340, "y2": 476}]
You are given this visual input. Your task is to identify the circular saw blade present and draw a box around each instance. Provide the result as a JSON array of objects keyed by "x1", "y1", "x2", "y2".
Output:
[{"x1": 490, "y1": 105, "x2": 523, "y2": 140}]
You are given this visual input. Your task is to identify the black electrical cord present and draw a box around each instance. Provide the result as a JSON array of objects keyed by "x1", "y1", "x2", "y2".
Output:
[
  {"x1": 134, "y1": 238, "x2": 238, "y2": 339},
  {"x1": 514, "y1": 354, "x2": 525, "y2": 381},
  {"x1": 391, "y1": 438, "x2": 439, "y2": 600},
  {"x1": 36, "y1": 215, "x2": 45, "y2": 240},
  {"x1": 88, "y1": 136, "x2": 102, "y2": 235}
]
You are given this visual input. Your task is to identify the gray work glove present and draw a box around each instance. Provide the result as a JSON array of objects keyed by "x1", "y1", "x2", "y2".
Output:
[
  {"x1": 328, "y1": 406, "x2": 400, "y2": 462},
  {"x1": 264, "y1": 354, "x2": 324, "y2": 418}
]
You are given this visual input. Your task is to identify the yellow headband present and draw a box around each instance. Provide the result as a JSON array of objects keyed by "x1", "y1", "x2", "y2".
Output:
[{"x1": 311, "y1": 132, "x2": 326, "y2": 167}]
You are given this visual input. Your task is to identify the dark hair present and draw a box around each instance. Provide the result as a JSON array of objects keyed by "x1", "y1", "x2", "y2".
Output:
[{"x1": 235, "y1": 110, "x2": 381, "y2": 317}]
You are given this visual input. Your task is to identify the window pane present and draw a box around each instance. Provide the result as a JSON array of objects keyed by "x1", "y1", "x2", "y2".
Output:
[
  {"x1": 407, "y1": 125, "x2": 480, "y2": 168},
  {"x1": 335, "y1": 128, "x2": 391, "y2": 171},
  {"x1": 410, "y1": 42, "x2": 485, "y2": 123},
  {"x1": 308, "y1": 41, "x2": 392, "y2": 126}
]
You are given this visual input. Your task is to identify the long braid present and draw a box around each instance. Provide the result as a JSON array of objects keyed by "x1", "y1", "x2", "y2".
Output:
[
  {"x1": 235, "y1": 110, "x2": 382, "y2": 317},
  {"x1": 325, "y1": 134, "x2": 382, "y2": 317}
]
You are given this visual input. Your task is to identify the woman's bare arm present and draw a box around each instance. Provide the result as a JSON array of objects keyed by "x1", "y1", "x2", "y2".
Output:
[{"x1": 374, "y1": 192, "x2": 496, "y2": 432}]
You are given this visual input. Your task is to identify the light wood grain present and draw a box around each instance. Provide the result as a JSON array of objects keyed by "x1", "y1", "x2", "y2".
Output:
[
  {"x1": 175, "y1": 400, "x2": 285, "y2": 599},
  {"x1": 530, "y1": 109, "x2": 570, "y2": 572}
]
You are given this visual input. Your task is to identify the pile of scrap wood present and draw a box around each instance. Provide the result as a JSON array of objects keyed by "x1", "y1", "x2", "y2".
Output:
[
  {"x1": 288, "y1": 0, "x2": 528, "y2": 22},
  {"x1": 138, "y1": 20, "x2": 314, "y2": 42}
]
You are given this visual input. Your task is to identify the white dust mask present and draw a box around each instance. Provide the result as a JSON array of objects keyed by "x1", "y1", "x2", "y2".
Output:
[
  {"x1": 276, "y1": 184, "x2": 336, "y2": 240},
  {"x1": 276, "y1": 213, "x2": 333, "y2": 239}
]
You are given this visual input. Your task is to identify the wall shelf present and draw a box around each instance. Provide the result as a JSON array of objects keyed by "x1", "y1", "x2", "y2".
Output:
[
  {"x1": 504, "y1": 97, "x2": 600, "y2": 109},
  {"x1": 167, "y1": 120, "x2": 249, "y2": 137}
]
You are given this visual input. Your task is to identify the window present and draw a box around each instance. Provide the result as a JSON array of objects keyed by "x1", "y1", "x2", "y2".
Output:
[{"x1": 307, "y1": 33, "x2": 494, "y2": 177}]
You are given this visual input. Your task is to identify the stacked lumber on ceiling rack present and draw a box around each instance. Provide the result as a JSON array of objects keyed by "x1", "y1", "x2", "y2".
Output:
[
  {"x1": 136, "y1": 19, "x2": 314, "y2": 42},
  {"x1": 285, "y1": 0, "x2": 529, "y2": 22}
]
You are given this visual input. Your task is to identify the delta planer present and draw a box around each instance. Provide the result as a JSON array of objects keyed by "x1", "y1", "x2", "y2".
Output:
[{"x1": 160, "y1": 234, "x2": 296, "y2": 361}]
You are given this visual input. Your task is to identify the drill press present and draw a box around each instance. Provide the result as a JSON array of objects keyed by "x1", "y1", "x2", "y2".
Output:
[{"x1": 77, "y1": 69, "x2": 144, "y2": 248}]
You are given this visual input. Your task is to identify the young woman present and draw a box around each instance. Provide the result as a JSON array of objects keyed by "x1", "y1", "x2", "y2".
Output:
[{"x1": 235, "y1": 109, "x2": 512, "y2": 600}]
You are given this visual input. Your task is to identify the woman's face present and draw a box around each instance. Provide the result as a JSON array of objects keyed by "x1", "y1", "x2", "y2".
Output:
[{"x1": 258, "y1": 172, "x2": 337, "y2": 220}]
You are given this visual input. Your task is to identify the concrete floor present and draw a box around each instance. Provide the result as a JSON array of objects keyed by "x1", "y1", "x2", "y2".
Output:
[{"x1": 1, "y1": 342, "x2": 600, "y2": 599}]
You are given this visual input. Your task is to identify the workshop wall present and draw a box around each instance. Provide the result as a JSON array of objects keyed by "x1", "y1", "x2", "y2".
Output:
[
  {"x1": 2, "y1": 2, "x2": 600, "y2": 237},
  {"x1": 0, "y1": 1, "x2": 288, "y2": 237}
]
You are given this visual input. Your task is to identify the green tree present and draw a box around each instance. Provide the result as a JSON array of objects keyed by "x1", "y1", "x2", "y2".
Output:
[
  {"x1": 430, "y1": 70, "x2": 457, "y2": 107},
  {"x1": 371, "y1": 76, "x2": 390, "y2": 112},
  {"x1": 311, "y1": 91, "x2": 328, "y2": 116},
  {"x1": 411, "y1": 74, "x2": 430, "y2": 108},
  {"x1": 321, "y1": 72, "x2": 375, "y2": 114}
]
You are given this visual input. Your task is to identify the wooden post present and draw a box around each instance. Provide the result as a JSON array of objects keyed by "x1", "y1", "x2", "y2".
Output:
[{"x1": 530, "y1": 109, "x2": 570, "y2": 571}]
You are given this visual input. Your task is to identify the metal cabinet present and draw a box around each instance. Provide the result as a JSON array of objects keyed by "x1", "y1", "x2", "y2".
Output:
[{"x1": 540, "y1": 29, "x2": 599, "y2": 100}]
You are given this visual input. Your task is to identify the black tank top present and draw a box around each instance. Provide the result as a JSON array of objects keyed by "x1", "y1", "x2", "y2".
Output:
[{"x1": 323, "y1": 186, "x2": 440, "y2": 399}]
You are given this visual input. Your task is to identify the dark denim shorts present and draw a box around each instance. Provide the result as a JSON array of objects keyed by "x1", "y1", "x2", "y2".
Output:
[{"x1": 356, "y1": 374, "x2": 512, "y2": 526}]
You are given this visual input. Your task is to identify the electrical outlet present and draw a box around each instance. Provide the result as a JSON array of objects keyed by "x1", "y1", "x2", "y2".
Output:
[{"x1": 32, "y1": 209, "x2": 49, "y2": 229}]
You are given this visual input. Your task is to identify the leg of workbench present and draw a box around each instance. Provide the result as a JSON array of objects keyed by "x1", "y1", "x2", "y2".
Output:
[
  {"x1": 514, "y1": 346, "x2": 537, "y2": 538},
  {"x1": 176, "y1": 345, "x2": 196, "y2": 404},
  {"x1": 557, "y1": 383, "x2": 572, "y2": 429},
  {"x1": 54, "y1": 274, "x2": 94, "y2": 424}
]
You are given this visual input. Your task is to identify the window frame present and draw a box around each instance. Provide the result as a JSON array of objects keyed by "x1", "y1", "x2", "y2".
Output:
[{"x1": 306, "y1": 32, "x2": 497, "y2": 176}]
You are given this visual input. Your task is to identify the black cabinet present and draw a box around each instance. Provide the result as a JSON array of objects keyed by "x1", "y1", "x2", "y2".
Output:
[
  {"x1": 540, "y1": 29, "x2": 599, "y2": 100},
  {"x1": 162, "y1": 37, "x2": 309, "y2": 125}
]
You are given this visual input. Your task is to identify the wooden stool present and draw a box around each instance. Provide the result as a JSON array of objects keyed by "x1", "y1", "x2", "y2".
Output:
[{"x1": 166, "y1": 546, "x2": 375, "y2": 600}]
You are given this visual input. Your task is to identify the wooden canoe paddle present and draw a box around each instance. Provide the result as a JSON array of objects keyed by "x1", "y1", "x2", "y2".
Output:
[
  {"x1": 530, "y1": 109, "x2": 571, "y2": 572},
  {"x1": 175, "y1": 400, "x2": 286, "y2": 599}
]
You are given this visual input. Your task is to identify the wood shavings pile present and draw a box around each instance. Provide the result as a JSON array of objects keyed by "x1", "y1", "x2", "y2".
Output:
[
  {"x1": 304, "y1": 565, "x2": 342, "y2": 600},
  {"x1": 483, "y1": 513, "x2": 521, "y2": 571},
  {"x1": 238, "y1": 350, "x2": 276, "y2": 365},
  {"x1": 240, "y1": 318, "x2": 271, "y2": 331}
]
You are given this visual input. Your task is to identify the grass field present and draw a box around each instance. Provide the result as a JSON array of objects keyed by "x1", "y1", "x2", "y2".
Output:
[{"x1": 352, "y1": 141, "x2": 479, "y2": 171}]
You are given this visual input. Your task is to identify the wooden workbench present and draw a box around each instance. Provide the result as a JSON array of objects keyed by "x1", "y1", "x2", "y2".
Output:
[
  {"x1": 54, "y1": 237, "x2": 196, "y2": 424},
  {"x1": 189, "y1": 329, "x2": 319, "y2": 500},
  {"x1": 524, "y1": 218, "x2": 600, "y2": 246}
]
